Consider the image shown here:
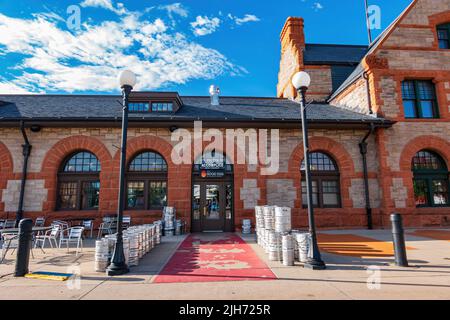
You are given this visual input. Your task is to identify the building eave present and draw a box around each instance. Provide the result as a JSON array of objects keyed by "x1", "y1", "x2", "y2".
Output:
[{"x1": 0, "y1": 117, "x2": 395, "y2": 130}]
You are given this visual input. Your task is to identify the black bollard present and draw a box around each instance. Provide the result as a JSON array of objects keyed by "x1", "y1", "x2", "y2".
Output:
[
  {"x1": 390, "y1": 213, "x2": 408, "y2": 267},
  {"x1": 14, "y1": 218, "x2": 33, "y2": 277}
]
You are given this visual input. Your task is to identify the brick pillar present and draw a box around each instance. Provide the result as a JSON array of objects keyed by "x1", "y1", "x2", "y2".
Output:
[{"x1": 277, "y1": 17, "x2": 305, "y2": 99}]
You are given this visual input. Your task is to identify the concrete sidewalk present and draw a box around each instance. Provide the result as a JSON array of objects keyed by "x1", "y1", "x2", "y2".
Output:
[{"x1": 0, "y1": 229, "x2": 449, "y2": 300}]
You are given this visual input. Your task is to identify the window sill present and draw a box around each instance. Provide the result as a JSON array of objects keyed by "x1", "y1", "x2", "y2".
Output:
[
  {"x1": 416, "y1": 205, "x2": 450, "y2": 209},
  {"x1": 403, "y1": 118, "x2": 445, "y2": 122},
  {"x1": 55, "y1": 209, "x2": 99, "y2": 212},
  {"x1": 301, "y1": 206, "x2": 343, "y2": 210},
  {"x1": 124, "y1": 209, "x2": 163, "y2": 214}
]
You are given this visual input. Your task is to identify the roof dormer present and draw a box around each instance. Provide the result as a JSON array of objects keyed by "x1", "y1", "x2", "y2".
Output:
[{"x1": 128, "y1": 92, "x2": 183, "y2": 113}]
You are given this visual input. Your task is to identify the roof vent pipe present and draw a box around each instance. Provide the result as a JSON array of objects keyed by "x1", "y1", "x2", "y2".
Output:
[{"x1": 209, "y1": 85, "x2": 220, "y2": 106}]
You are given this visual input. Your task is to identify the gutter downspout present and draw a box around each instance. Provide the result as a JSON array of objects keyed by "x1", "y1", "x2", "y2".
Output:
[
  {"x1": 359, "y1": 123, "x2": 375, "y2": 230},
  {"x1": 363, "y1": 71, "x2": 373, "y2": 115},
  {"x1": 16, "y1": 121, "x2": 32, "y2": 227}
]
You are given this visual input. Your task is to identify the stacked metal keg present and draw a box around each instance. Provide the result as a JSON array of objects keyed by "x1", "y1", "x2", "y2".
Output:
[
  {"x1": 152, "y1": 224, "x2": 157, "y2": 248},
  {"x1": 255, "y1": 206, "x2": 265, "y2": 246},
  {"x1": 254, "y1": 205, "x2": 313, "y2": 266},
  {"x1": 262, "y1": 206, "x2": 275, "y2": 254},
  {"x1": 282, "y1": 234, "x2": 295, "y2": 266},
  {"x1": 295, "y1": 232, "x2": 311, "y2": 263},
  {"x1": 142, "y1": 226, "x2": 149, "y2": 254},
  {"x1": 95, "y1": 222, "x2": 164, "y2": 272},
  {"x1": 94, "y1": 239, "x2": 109, "y2": 272},
  {"x1": 123, "y1": 236, "x2": 130, "y2": 266},
  {"x1": 163, "y1": 207, "x2": 176, "y2": 236},
  {"x1": 242, "y1": 219, "x2": 252, "y2": 234},
  {"x1": 137, "y1": 229, "x2": 144, "y2": 258},
  {"x1": 267, "y1": 230, "x2": 282, "y2": 261},
  {"x1": 125, "y1": 229, "x2": 139, "y2": 267},
  {"x1": 154, "y1": 221, "x2": 162, "y2": 245},
  {"x1": 175, "y1": 219, "x2": 183, "y2": 235},
  {"x1": 274, "y1": 207, "x2": 291, "y2": 233},
  {"x1": 291, "y1": 230, "x2": 301, "y2": 261},
  {"x1": 146, "y1": 225, "x2": 154, "y2": 250},
  {"x1": 263, "y1": 206, "x2": 275, "y2": 230}
]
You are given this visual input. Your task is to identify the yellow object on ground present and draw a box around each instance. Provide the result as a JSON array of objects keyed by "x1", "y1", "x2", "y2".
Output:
[
  {"x1": 317, "y1": 233, "x2": 415, "y2": 258},
  {"x1": 25, "y1": 271, "x2": 73, "y2": 281},
  {"x1": 409, "y1": 230, "x2": 450, "y2": 242}
]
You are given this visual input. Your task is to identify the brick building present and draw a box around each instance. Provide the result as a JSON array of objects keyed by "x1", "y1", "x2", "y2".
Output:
[{"x1": 0, "y1": 0, "x2": 449, "y2": 231}]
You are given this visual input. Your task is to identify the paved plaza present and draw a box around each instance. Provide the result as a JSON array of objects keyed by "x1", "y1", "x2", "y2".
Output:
[{"x1": 0, "y1": 229, "x2": 449, "y2": 300}]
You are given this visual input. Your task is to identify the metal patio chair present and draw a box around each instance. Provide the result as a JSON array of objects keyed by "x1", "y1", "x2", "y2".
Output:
[
  {"x1": 122, "y1": 216, "x2": 131, "y2": 230},
  {"x1": 34, "y1": 217, "x2": 45, "y2": 227},
  {"x1": 0, "y1": 233, "x2": 18, "y2": 263},
  {"x1": 82, "y1": 220, "x2": 94, "y2": 238},
  {"x1": 34, "y1": 224, "x2": 60, "y2": 249},
  {"x1": 59, "y1": 226, "x2": 84, "y2": 256},
  {"x1": 34, "y1": 217, "x2": 46, "y2": 237},
  {"x1": 2, "y1": 220, "x2": 16, "y2": 229},
  {"x1": 51, "y1": 220, "x2": 70, "y2": 233},
  {"x1": 97, "y1": 221, "x2": 113, "y2": 239}
]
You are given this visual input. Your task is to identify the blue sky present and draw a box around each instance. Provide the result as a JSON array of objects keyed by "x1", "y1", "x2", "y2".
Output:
[{"x1": 0, "y1": 0, "x2": 412, "y2": 96}]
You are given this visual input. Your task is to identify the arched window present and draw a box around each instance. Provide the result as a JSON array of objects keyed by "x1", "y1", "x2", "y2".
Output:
[
  {"x1": 57, "y1": 151, "x2": 101, "y2": 210},
  {"x1": 301, "y1": 152, "x2": 341, "y2": 208},
  {"x1": 126, "y1": 151, "x2": 168, "y2": 210},
  {"x1": 412, "y1": 150, "x2": 449, "y2": 207}
]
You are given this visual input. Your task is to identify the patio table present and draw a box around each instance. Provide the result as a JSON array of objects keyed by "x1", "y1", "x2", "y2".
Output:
[
  {"x1": 0, "y1": 226, "x2": 52, "y2": 234},
  {"x1": 0, "y1": 226, "x2": 52, "y2": 261},
  {"x1": 59, "y1": 218, "x2": 96, "y2": 227}
]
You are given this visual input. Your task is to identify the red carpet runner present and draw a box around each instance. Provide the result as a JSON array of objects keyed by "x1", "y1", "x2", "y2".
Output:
[{"x1": 153, "y1": 233, "x2": 276, "y2": 283}]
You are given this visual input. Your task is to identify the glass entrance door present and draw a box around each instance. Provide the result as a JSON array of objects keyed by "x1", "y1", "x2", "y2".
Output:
[{"x1": 191, "y1": 182, "x2": 228, "y2": 232}]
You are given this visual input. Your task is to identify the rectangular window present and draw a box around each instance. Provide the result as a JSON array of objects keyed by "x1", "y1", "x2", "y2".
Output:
[
  {"x1": 129, "y1": 102, "x2": 149, "y2": 112},
  {"x1": 401, "y1": 80, "x2": 438, "y2": 119},
  {"x1": 437, "y1": 26, "x2": 450, "y2": 49},
  {"x1": 226, "y1": 184, "x2": 233, "y2": 220},
  {"x1": 192, "y1": 184, "x2": 201, "y2": 220},
  {"x1": 322, "y1": 180, "x2": 340, "y2": 206},
  {"x1": 127, "y1": 181, "x2": 145, "y2": 209},
  {"x1": 59, "y1": 182, "x2": 78, "y2": 210},
  {"x1": 151, "y1": 102, "x2": 173, "y2": 112},
  {"x1": 81, "y1": 181, "x2": 100, "y2": 209},
  {"x1": 149, "y1": 181, "x2": 167, "y2": 209},
  {"x1": 432, "y1": 179, "x2": 449, "y2": 205},
  {"x1": 413, "y1": 179, "x2": 429, "y2": 206},
  {"x1": 302, "y1": 180, "x2": 319, "y2": 207}
]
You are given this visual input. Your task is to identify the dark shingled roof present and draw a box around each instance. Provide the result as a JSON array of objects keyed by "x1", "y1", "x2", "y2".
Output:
[
  {"x1": 303, "y1": 44, "x2": 369, "y2": 94},
  {"x1": 0, "y1": 95, "x2": 390, "y2": 125},
  {"x1": 329, "y1": 63, "x2": 365, "y2": 100},
  {"x1": 304, "y1": 44, "x2": 368, "y2": 65},
  {"x1": 327, "y1": 31, "x2": 388, "y2": 101},
  {"x1": 330, "y1": 65, "x2": 359, "y2": 92}
]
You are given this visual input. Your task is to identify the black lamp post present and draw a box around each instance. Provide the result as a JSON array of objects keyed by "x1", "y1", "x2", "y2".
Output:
[
  {"x1": 106, "y1": 70, "x2": 136, "y2": 276},
  {"x1": 292, "y1": 71, "x2": 326, "y2": 270}
]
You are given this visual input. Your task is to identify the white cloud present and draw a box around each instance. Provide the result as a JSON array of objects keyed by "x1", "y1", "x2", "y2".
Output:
[
  {"x1": 158, "y1": 3, "x2": 188, "y2": 18},
  {"x1": 190, "y1": 15, "x2": 221, "y2": 36},
  {"x1": 0, "y1": 10, "x2": 242, "y2": 94},
  {"x1": 312, "y1": 2, "x2": 324, "y2": 11},
  {"x1": 228, "y1": 14, "x2": 260, "y2": 26},
  {"x1": 80, "y1": 0, "x2": 127, "y2": 15},
  {"x1": 0, "y1": 80, "x2": 37, "y2": 94},
  {"x1": 33, "y1": 11, "x2": 66, "y2": 23}
]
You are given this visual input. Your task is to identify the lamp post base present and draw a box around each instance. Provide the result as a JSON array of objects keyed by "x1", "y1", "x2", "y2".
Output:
[
  {"x1": 304, "y1": 258, "x2": 326, "y2": 270},
  {"x1": 106, "y1": 262, "x2": 129, "y2": 276}
]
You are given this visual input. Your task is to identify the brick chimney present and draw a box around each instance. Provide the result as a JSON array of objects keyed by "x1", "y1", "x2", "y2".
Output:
[{"x1": 277, "y1": 17, "x2": 305, "y2": 99}]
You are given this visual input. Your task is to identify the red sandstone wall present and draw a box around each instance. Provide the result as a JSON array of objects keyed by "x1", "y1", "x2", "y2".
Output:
[
  {"x1": 330, "y1": 0, "x2": 450, "y2": 228},
  {"x1": 0, "y1": 127, "x2": 380, "y2": 230}
]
